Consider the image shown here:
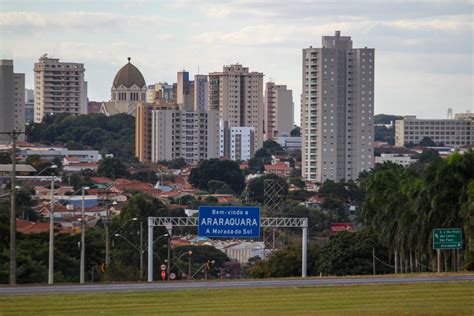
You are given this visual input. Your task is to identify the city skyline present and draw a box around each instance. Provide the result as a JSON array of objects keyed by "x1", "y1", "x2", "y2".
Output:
[{"x1": 1, "y1": 0, "x2": 473, "y2": 123}]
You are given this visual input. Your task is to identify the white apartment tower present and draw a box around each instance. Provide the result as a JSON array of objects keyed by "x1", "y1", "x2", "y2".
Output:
[
  {"x1": 264, "y1": 82, "x2": 294, "y2": 140},
  {"x1": 0, "y1": 60, "x2": 25, "y2": 142},
  {"x1": 219, "y1": 120, "x2": 255, "y2": 161},
  {"x1": 151, "y1": 110, "x2": 220, "y2": 164},
  {"x1": 209, "y1": 64, "x2": 264, "y2": 154},
  {"x1": 301, "y1": 31, "x2": 374, "y2": 182},
  {"x1": 33, "y1": 54, "x2": 87, "y2": 123}
]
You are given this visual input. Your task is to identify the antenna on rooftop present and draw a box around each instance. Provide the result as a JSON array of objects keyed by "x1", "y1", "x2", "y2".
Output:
[{"x1": 447, "y1": 108, "x2": 453, "y2": 119}]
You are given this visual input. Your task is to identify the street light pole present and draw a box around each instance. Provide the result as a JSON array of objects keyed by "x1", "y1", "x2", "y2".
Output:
[
  {"x1": 139, "y1": 221, "x2": 143, "y2": 280},
  {"x1": 48, "y1": 174, "x2": 55, "y2": 285},
  {"x1": 188, "y1": 253, "x2": 192, "y2": 281},
  {"x1": 9, "y1": 130, "x2": 17, "y2": 286},
  {"x1": 166, "y1": 235, "x2": 171, "y2": 281},
  {"x1": 79, "y1": 186, "x2": 87, "y2": 284},
  {"x1": 104, "y1": 201, "x2": 117, "y2": 274}
]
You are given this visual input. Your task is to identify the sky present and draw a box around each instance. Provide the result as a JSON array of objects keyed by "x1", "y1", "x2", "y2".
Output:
[{"x1": 1, "y1": 0, "x2": 473, "y2": 123}]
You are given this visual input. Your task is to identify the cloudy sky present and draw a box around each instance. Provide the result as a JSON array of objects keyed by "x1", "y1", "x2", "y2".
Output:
[{"x1": 1, "y1": 0, "x2": 473, "y2": 122}]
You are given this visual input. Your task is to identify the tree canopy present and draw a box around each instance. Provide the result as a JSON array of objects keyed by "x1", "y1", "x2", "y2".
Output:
[
  {"x1": 188, "y1": 159, "x2": 246, "y2": 194},
  {"x1": 27, "y1": 113, "x2": 136, "y2": 161}
]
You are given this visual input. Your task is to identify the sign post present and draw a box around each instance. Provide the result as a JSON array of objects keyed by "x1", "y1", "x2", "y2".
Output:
[
  {"x1": 198, "y1": 206, "x2": 260, "y2": 238},
  {"x1": 433, "y1": 228, "x2": 463, "y2": 273}
]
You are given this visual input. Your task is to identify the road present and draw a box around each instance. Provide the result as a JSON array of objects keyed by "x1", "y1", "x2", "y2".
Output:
[{"x1": 1, "y1": 275, "x2": 473, "y2": 295}]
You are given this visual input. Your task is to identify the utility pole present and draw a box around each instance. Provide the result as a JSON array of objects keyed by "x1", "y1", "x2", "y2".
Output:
[
  {"x1": 48, "y1": 175, "x2": 55, "y2": 284},
  {"x1": 1, "y1": 129, "x2": 27, "y2": 285},
  {"x1": 10, "y1": 130, "x2": 17, "y2": 286},
  {"x1": 139, "y1": 221, "x2": 143, "y2": 281},
  {"x1": 166, "y1": 235, "x2": 171, "y2": 281},
  {"x1": 188, "y1": 253, "x2": 192, "y2": 281},
  {"x1": 105, "y1": 216, "x2": 110, "y2": 271},
  {"x1": 372, "y1": 247, "x2": 376, "y2": 275},
  {"x1": 437, "y1": 249, "x2": 441, "y2": 274},
  {"x1": 80, "y1": 186, "x2": 86, "y2": 284}
]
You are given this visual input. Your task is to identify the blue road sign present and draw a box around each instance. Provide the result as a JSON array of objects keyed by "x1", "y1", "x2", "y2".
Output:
[{"x1": 198, "y1": 206, "x2": 260, "y2": 238}]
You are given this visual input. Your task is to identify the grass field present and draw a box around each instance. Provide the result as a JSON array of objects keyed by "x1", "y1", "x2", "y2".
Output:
[{"x1": 0, "y1": 282, "x2": 473, "y2": 315}]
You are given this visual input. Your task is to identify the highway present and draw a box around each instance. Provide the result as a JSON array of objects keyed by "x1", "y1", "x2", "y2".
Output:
[{"x1": 1, "y1": 275, "x2": 473, "y2": 295}]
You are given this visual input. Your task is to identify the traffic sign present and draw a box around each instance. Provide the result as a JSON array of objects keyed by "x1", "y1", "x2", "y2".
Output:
[
  {"x1": 169, "y1": 272, "x2": 176, "y2": 280},
  {"x1": 160, "y1": 264, "x2": 166, "y2": 271},
  {"x1": 161, "y1": 271, "x2": 166, "y2": 280},
  {"x1": 198, "y1": 206, "x2": 260, "y2": 238},
  {"x1": 433, "y1": 228, "x2": 463, "y2": 249}
]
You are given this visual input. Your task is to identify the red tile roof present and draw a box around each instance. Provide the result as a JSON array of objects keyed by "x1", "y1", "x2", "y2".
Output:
[
  {"x1": 264, "y1": 162, "x2": 291, "y2": 171},
  {"x1": 16, "y1": 219, "x2": 50, "y2": 234},
  {"x1": 90, "y1": 177, "x2": 113, "y2": 184}
]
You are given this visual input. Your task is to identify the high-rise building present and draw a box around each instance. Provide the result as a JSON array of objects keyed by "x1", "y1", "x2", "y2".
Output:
[
  {"x1": 395, "y1": 115, "x2": 474, "y2": 147},
  {"x1": 301, "y1": 31, "x2": 374, "y2": 182},
  {"x1": 209, "y1": 64, "x2": 264, "y2": 154},
  {"x1": 135, "y1": 102, "x2": 178, "y2": 162},
  {"x1": 1, "y1": 60, "x2": 25, "y2": 143},
  {"x1": 194, "y1": 75, "x2": 208, "y2": 111},
  {"x1": 150, "y1": 109, "x2": 219, "y2": 164},
  {"x1": 177, "y1": 70, "x2": 194, "y2": 110},
  {"x1": 146, "y1": 82, "x2": 174, "y2": 104},
  {"x1": 25, "y1": 89, "x2": 34, "y2": 123},
  {"x1": 264, "y1": 82, "x2": 294, "y2": 140},
  {"x1": 33, "y1": 54, "x2": 87, "y2": 123},
  {"x1": 219, "y1": 120, "x2": 255, "y2": 161}
]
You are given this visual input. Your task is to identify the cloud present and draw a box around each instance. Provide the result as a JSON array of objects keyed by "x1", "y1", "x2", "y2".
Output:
[
  {"x1": 198, "y1": 0, "x2": 473, "y2": 20},
  {"x1": 0, "y1": 11, "x2": 169, "y2": 33}
]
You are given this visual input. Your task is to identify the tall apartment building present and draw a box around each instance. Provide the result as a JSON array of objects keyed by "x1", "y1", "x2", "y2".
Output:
[
  {"x1": 219, "y1": 120, "x2": 255, "y2": 161},
  {"x1": 301, "y1": 31, "x2": 374, "y2": 182},
  {"x1": 264, "y1": 82, "x2": 294, "y2": 140},
  {"x1": 395, "y1": 115, "x2": 473, "y2": 147},
  {"x1": 135, "y1": 102, "x2": 177, "y2": 162},
  {"x1": 33, "y1": 54, "x2": 87, "y2": 123},
  {"x1": 146, "y1": 82, "x2": 174, "y2": 104},
  {"x1": 209, "y1": 64, "x2": 264, "y2": 154},
  {"x1": 1, "y1": 60, "x2": 25, "y2": 143},
  {"x1": 194, "y1": 75, "x2": 208, "y2": 111},
  {"x1": 25, "y1": 89, "x2": 34, "y2": 123},
  {"x1": 150, "y1": 109, "x2": 219, "y2": 164},
  {"x1": 177, "y1": 70, "x2": 194, "y2": 110}
]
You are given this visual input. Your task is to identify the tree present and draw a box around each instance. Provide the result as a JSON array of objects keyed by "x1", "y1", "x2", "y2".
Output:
[
  {"x1": 254, "y1": 148, "x2": 271, "y2": 159},
  {"x1": 188, "y1": 159, "x2": 245, "y2": 194},
  {"x1": 131, "y1": 170, "x2": 159, "y2": 184},
  {"x1": 374, "y1": 114, "x2": 403, "y2": 125},
  {"x1": 247, "y1": 246, "x2": 300, "y2": 278},
  {"x1": 97, "y1": 157, "x2": 129, "y2": 179},
  {"x1": 263, "y1": 140, "x2": 285, "y2": 155},
  {"x1": 248, "y1": 157, "x2": 265, "y2": 174},
  {"x1": 414, "y1": 149, "x2": 441, "y2": 164},
  {"x1": 290, "y1": 126, "x2": 301, "y2": 137},
  {"x1": 172, "y1": 245, "x2": 230, "y2": 279},
  {"x1": 419, "y1": 137, "x2": 436, "y2": 147},
  {"x1": 27, "y1": 113, "x2": 136, "y2": 161},
  {"x1": 247, "y1": 174, "x2": 288, "y2": 204},
  {"x1": 317, "y1": 230, "x2": 392, "y2": 276},
  {"x1": 289, "y1": 177, "x2": 305, "y2": 189},
  {"x1": 169, "y1": 158, "x2": 186, "y2": 170}
]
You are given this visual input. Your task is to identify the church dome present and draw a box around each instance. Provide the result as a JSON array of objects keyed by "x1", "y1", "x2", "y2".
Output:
[{"x1": 112, "y1": 57, "x2": 146, "y2": 88}]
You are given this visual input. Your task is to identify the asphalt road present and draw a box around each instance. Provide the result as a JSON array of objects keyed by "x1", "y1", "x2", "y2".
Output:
[{"x1": 1, "y1": 275, "x2": 473, "y2": 295}]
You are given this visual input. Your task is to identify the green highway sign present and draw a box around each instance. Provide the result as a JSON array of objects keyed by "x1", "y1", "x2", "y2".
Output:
[{"x1": 433, "y1": 228, "x2": 463, "y2": 250}]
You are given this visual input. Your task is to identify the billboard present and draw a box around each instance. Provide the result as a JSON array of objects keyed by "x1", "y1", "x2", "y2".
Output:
[
  {"x1": 330, "y1": 223, "x2": 354, "y2": 234},
  {"x1": 198, "y1": 206, "x2": 260, "y2": 238}
]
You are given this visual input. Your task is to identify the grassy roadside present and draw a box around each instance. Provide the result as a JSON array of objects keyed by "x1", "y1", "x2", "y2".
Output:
[{"x1": 0, "y1": 282, "x2": 473, "y2": 315}]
